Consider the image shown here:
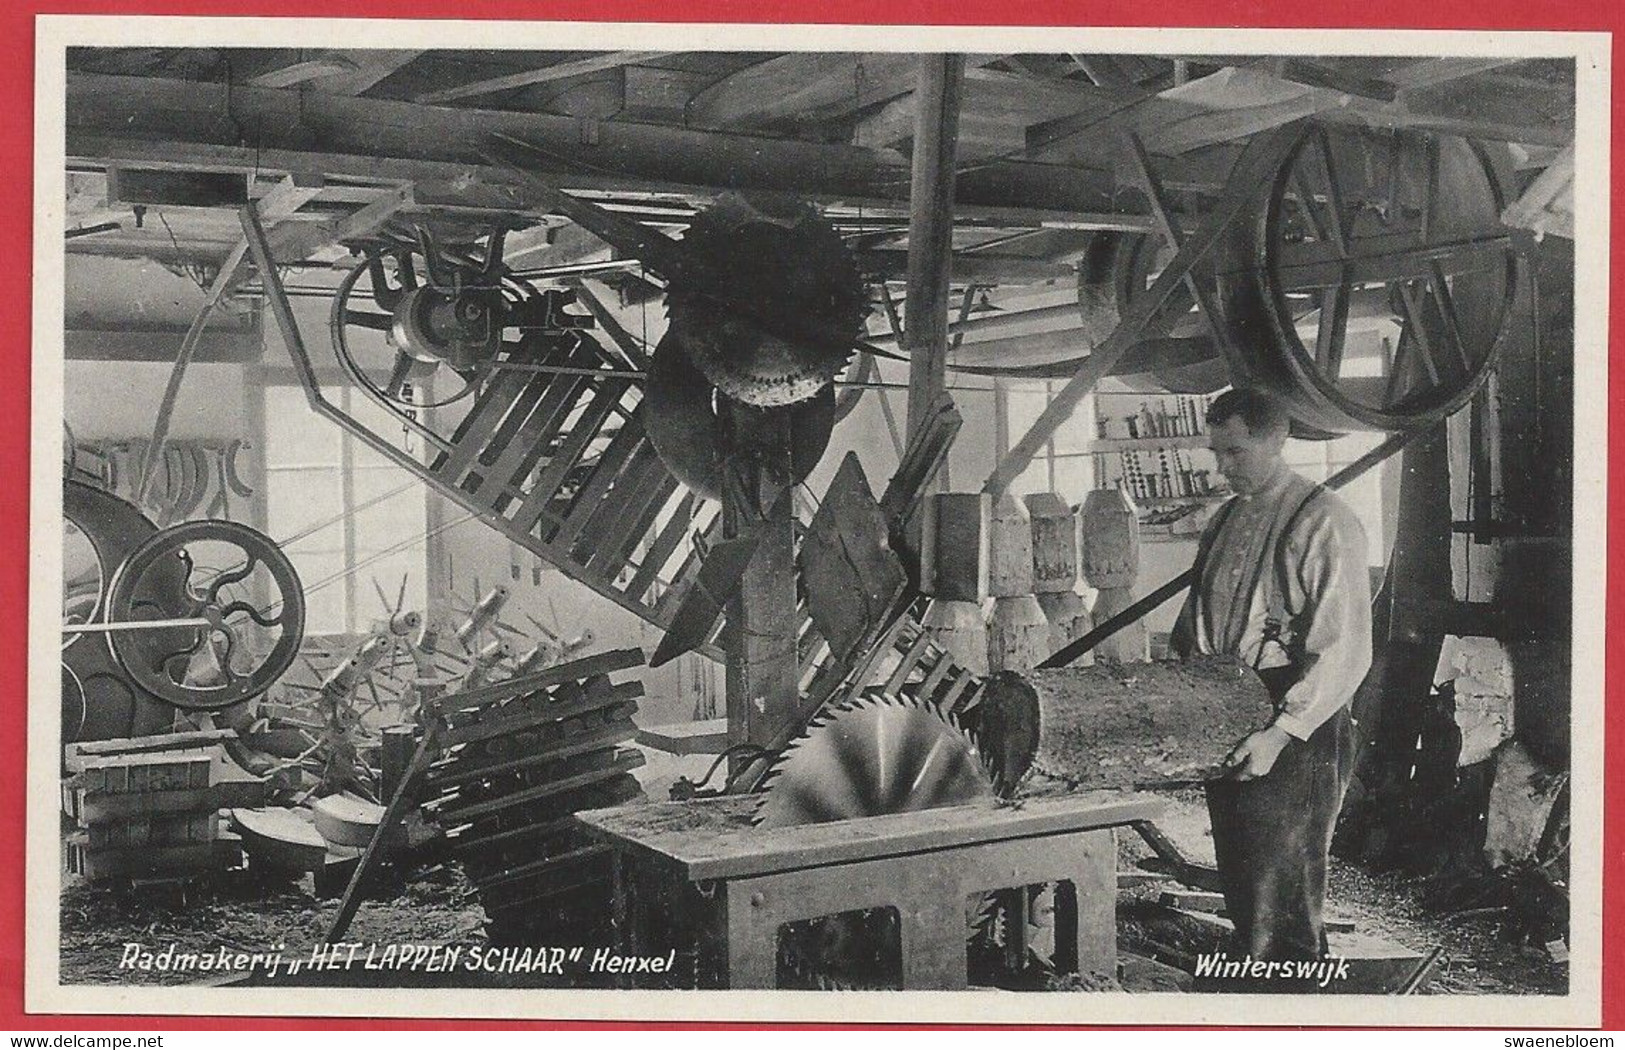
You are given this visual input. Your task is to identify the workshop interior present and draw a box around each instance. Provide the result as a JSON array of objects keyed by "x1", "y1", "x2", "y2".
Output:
[{"x1": 54, "y1": 45, "x2": 1576, "y2": 994}]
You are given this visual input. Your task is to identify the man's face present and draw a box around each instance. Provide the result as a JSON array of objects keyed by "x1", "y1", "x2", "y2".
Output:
[{"x1": 1209, "y1": 417, "x2": 1287, "y2": 496}]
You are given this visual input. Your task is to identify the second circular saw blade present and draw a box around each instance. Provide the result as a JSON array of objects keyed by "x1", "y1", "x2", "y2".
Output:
[{"x1": 754, "y1": 695, "x2": 994, "y2": 828}]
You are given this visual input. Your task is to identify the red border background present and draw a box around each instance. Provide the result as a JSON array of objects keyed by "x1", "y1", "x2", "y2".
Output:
[{"x1": 4, "y1": 0, "x2": 1617, "y2": 1030}]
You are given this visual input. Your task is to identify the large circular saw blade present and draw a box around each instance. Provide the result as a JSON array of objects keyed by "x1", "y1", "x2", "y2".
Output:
[{"x1": 755, "y1": 695, "x2": 995, "y2": 828}]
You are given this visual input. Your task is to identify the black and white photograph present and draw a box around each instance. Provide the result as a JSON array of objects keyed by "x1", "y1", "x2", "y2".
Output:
[{"x1": 29, "y1": 18, "x2": 1608, "y2": 1024}]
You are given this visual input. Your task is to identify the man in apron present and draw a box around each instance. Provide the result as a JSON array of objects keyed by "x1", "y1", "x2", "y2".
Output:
[{"x1": 1172, "y1": 389, "x2": 1373, "y2": 965}]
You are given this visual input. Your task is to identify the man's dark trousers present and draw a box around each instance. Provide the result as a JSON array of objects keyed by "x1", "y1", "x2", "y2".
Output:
[{"x1": 1205, "y1": 704, "x2": 1356, "y2": 961}]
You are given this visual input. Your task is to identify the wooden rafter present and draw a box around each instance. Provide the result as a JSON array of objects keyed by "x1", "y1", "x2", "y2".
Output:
[{"x1": 414, "y1": 51, "x2": 674, "y2": 104}]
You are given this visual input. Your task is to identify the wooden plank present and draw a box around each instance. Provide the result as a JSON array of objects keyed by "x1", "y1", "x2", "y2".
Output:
[
  {"x1": 577, "y1": 791, "x2": 1163, "y2": 882},
  {"x1": 605, "y1": 472, "x2": 681, "y2": 577},
  {"x1": 435, "y1": 368, "x2": 542, "y2": 486},
  {"x1": 416, "y1": 52, "x2": 675, "y2": 105},
  {"x1": 578, "y1": 441, "x2": 671, "y2": 570},
  {"x1": 518, "y1": 376, "x2": 634, "y2": 526},
  {"x1": 64, "y1": 729, "x2": 238, "y2": 773},
  {"x1": 436, "y1": 750, "x2": 645, "y2": 823},
  {"x1": 445, "y1": 679, "x2": 643, "y2": 746},
  {"x1": 426, "y1": 648, "x2": 645, "y2": 715},
  {"x1": 428, "y1": 718, "x2": 637, "y2": 788},
  {"x1": 624, "y1": 491, "x2": 697, "y2": 606},
  {"x1": 536, "y1": 414, "x2": 646, "y2": 543},
  {"x1": 471, "y1": 360, "x2": 591, "y2": 505}
]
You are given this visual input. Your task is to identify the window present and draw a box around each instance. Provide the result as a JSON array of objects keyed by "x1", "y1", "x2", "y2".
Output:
[
  {"x1": 996, "y1": 379, "x2": 1099, "y2": 499},
  {"x1": 262, "y1": 383, "x2": 428, "y2": 636}
]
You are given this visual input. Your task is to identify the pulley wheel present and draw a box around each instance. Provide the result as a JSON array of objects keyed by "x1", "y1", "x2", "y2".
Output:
[
  {"x1": 1218, "y1": 124, "x2": 1520, "y2": 434},
  {"x1": 61, "y1": 480, "x2": 177, "y2": 742},
  {"x1": 643, "y1": 331, "x2": 836, "y2": 502},
  {"x1": 105, "y1": 520, "x2": 305, "y2": 711}
]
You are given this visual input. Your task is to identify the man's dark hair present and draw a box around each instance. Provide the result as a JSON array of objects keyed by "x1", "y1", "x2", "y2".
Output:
[{"x1": 1207, "y1": 388, "x2": 1291, "y2": 435}]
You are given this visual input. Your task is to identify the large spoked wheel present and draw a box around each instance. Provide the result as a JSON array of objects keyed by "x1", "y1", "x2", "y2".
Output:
[
  {"x1": 105, "y1": 520, "x2": 305, "y2": 711},
  {"x1": 1220, "y1": 125, "x2": 1521, "y2": 435}
]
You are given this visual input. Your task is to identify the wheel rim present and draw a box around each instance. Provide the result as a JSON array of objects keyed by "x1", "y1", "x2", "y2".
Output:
[{"x1": 1223, "y1": 125, "x2": 1520, "y2": 433}]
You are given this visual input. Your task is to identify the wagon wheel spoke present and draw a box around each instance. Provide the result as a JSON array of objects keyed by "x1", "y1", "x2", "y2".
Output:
[
  {"x1": 1427, "y1": 260, "x2": 1476, "y2": 375},
  {"x1": 1313, "y1": 271, "x2": 1351, "y2": 379},
  {"x1": 1419, "y1": 135, "x2": 1442, "y2": 246},
  {"x1": 1311, "y1": 127, "x2": 1350, "y2": 256},
  {"x1": 1396, "y1": 281, "x2": 1444, "y2": 388}
]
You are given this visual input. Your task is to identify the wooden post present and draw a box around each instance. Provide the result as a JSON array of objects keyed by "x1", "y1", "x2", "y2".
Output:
[
  {"x1": 1079, "y1": 489, "x2": 1147, "y2": 664},
  {"x1": 986, "y1": 494, "x2": 1046, "y2": 673},
  {"x1": 1026, "y1": 493, "x2": 1093, "y2": 663},
  {"x1": 721, "y1": 406, "x2": 801, "y2": 762},
  {"x1": 379, "y1": 724, "x2": 417, "y2": 802},
  {"x1": 903, "y1": 54, "x2": 964, "y2": 444}
]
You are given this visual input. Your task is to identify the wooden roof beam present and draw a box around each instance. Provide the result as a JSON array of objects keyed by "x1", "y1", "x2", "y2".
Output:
[
  {"x1": 68, "y1": 71, "x2": 1157, "y2": 227},
  {"x1": 414, "y1": 52, "x2": 675, "y2": 105}
]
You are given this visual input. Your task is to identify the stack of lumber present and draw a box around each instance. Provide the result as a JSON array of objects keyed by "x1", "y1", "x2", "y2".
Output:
[
  {"x1": 420, "y1": 649, "x2": 648, "y2": 944},
  {"x1": 62, "y1": 729, "x2": 266, "y2": 882}
]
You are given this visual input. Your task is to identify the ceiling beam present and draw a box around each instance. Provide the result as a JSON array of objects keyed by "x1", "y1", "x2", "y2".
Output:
[
  {"x1": 687, "y1": 52, "x2": 922, "y2": 129},
  {"x1": 249, "y1": 49, "x2": 422, "y2": 96},
  {"x1": 414, "y1": 51, "x2": 675, "y2": 105},
  {"x1": 1386, "y1": 56, "x2": 1523, "y2": 93},
  {"x1": 67, "y1": 71, "x2": 1157, "y2": 228}
]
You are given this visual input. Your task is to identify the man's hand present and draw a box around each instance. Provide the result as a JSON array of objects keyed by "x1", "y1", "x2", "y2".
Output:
[{"x1": 1222, "y1": 725, "x2": 1293, "y2": 780}]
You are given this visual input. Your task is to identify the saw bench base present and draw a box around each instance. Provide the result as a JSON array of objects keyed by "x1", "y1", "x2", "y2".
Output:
[{"x1": 576, "y1": 791, "x2": 1162, "y2": 989}]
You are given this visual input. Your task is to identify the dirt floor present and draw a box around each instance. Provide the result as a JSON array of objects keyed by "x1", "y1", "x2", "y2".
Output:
[
  {"x1": 1119, "y1": 788, "x2": 1568, "y2": 996},
  {"x1": 58, "y1": 788, "x2": 1567, "y2": 995}
]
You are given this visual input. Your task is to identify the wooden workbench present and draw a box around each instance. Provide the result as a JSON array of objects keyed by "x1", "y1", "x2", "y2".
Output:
[{"x1": 575, "y1": 791, "x2": 1163, "y2": 989}]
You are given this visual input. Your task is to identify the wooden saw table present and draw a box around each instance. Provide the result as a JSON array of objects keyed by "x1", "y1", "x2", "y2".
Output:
[{"x1": 575, "y1": 791, "x2": 1163, "y2": 989}]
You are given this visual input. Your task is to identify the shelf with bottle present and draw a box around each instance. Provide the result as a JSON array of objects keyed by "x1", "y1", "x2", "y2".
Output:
[{"x1": 1094, "y1": 392, "x2": 1214, "y2": 443}]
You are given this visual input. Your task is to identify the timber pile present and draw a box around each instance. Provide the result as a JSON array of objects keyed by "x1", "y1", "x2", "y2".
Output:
[
  {"x1": 985, "y1": 657, "x2": 1272, "y2": 789},
  {"x1": 419, "y1": 649, "x2": 648, "y2": 944},
  {"x1": 62, "y1": 730, "x2": 265, "y2": 882}
]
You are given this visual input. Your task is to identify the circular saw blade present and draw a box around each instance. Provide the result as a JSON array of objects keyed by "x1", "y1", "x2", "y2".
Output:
[{"x1": 755, "y1": 695, "x2": 995, "y2": 828}]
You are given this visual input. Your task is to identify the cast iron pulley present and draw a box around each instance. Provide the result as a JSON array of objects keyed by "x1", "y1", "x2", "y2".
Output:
[
  {"x1": 1218, "y1": 124, "x2": 1522, "y2": 435},
  {"x1": 331, "y1": 226, "x2": 594, "y2": 412},
  {"x1": 104, "y1": 519, "x2": 305, "y2": 711},
  {"x1": 664, "y1": 196, "x2": 867, "y2": 409}
]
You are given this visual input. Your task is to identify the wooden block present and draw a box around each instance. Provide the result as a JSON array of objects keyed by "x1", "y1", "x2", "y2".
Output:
[
  {"x1": 1159, "y1": 889, "x2": 1226, "y2": 914},
  {"x1": 922, "y1": 599, "x2": 989, "y2": 676},
  {"x1": 1092, "y1": 586, "x2": 1149, "y2": 664},
  {"x1": 986, "y1": 594, "x2": 1048, "y2": 674},
  {"x1": 988, "y1": 494, "x2": 1034, "y2": 597},
  {"x1": 70, "y1": 753, "x2": 267, "y2": 825},
  {"x1": 86, "y1": 811, "x2": 219, "y2": 850},
  {"x1": 1080, "y1": 489, "x2": 1140, "y2": 588},
  {"x1": 1036, "y1": 590, "x2": 1093, "y2": 664},
  {"x1": 922, "y1": 492, "x2": 990, "y2": 602},
  {"x1": 65, "y1": 833, "x2": 232, "y2": 881},
  {"x1": 799, "y1": 453, "x2": 909, "y2": 663},
  {"x1": 1025, "y1": 493, "x2": 1081, "y2": 594}
]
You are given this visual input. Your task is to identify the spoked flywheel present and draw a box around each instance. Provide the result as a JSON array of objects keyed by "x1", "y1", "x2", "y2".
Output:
[
  {"x1": 104, "y1": 520, "x2": 305, "y2": 711},
  {"x1": 1219, "y1": 124, "x2": 1523, "y2": 435}
]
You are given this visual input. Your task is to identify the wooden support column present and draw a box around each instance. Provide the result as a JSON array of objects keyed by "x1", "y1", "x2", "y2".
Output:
[
  {"x1": 903, "y1": 54, "x2": 965, "y2": 443},
  {"x1": 721, "y1": 407, "x2": 801, "y2": 759}
]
